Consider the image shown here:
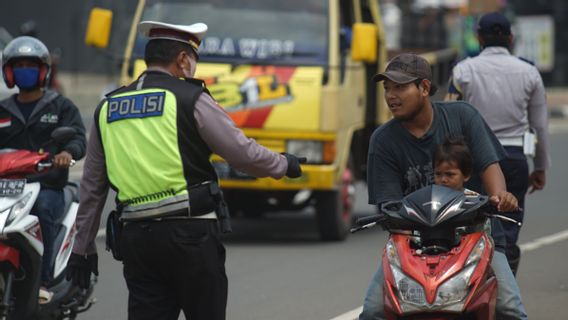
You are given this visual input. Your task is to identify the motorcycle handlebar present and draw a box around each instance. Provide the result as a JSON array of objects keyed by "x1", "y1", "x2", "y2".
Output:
[
  {"x1": 37, "y1": 159, "x2": 76, "y2": 171},
  {"x1": 481, "y1": 203, "x2": 523, "y2": 226},
  {"x1": 355, "y1": 215, "x2": 385, "y2": 226},
  {"x1": 350, "y1": 214, "x2": 388, "y2": 234}
]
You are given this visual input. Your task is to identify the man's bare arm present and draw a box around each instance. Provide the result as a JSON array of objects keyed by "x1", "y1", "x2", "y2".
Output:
[{"x1": 480, "y1": 162, "x2": 518, "y2": 212}]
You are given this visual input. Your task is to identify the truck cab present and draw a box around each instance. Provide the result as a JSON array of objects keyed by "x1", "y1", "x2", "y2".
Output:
[{"x1": 86, "y1": 0, "x2": 389, "y2": 240}]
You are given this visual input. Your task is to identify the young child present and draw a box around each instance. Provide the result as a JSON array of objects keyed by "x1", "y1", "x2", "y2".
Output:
[{"x1": 433, "y1": 137, "x2": 477, "y2": 195}]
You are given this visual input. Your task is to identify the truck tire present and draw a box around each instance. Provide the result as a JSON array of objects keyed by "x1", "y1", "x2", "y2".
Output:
[{"x1": 315, "y1": 167, "x2": 354, "y2": 241}]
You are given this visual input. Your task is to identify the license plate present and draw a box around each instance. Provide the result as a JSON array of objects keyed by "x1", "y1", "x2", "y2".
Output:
[{"x1": 0, "y1": 179, "x2": 26, "y2": 196}]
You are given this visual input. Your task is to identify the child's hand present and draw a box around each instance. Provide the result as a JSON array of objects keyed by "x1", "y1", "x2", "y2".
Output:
[{"x1": 489, "y1": 191, "x2": 518, "y2": 212}]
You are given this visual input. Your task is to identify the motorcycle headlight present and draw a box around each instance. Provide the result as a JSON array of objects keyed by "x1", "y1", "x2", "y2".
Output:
[
  {"x1": 465, "y1": 237, "x2": 486, "y2": 266},
  {"x1": 7, "y1": 192, "x2": 32, "y2": 224},
  {"x1": 391, "y1": 265, "x2": 427, "y2": 306},
  {"x1": 435, "y1": 263, "x2": 476, "y2": 305},
  {"x1": 434, "y1": 237, "x2": 485, "y2": 306},
  {"x1": 386, "y1": 238, "x2": 426, "y2": 307},
  {"x1": 386, "y1": 238, "x2": 401, "y2": 268}
]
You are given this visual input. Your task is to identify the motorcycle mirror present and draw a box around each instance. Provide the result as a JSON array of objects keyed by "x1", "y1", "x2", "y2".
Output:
[{"x1": 50, "y1": 127, "x2": 77, "y2": 144}]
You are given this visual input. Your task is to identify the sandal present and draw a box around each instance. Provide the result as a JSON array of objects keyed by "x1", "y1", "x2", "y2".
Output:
[{"x1": 38, "y1": 287, "x2": 53, "y2": 304}]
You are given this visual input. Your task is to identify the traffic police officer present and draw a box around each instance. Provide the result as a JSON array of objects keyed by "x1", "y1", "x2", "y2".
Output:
[
  {"x1": 66, "y1": 21, "x2": 303, "y2": 320},
  {"x1": 446, "y1": 12, "x2": 551, "y2": 275}
]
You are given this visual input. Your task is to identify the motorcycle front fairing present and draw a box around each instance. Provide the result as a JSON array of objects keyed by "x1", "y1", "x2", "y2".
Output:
[
  {"x1": 0, "y1": 182, "x2": 43, "y2": 255},
  {"x1": 380, "y1": 185, "x2": 497, "y2": 319}
]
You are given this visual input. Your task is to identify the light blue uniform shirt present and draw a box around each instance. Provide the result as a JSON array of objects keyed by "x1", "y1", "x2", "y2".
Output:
[{"x1": 450, "y1": 47, "x2": 550, "y2": 170}]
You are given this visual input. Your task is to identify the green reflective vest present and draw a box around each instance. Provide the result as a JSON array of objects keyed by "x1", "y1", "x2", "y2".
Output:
[{"x1": 96, "y1": 72, "x2": 217, "y2": 218}]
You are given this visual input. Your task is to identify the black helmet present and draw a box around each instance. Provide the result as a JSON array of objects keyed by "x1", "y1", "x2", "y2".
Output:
[{"x1": 2, "y1": 36, "x2": 51, "y2": 88}]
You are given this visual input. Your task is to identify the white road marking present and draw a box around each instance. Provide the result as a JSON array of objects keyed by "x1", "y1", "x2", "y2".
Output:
[
  {"x1": 329, "y1": 307, "x2": 362, "y2": 320},
  {"x1": 331, "y1": 228, "x2": 568, "y2": 320},
  {"x1": 519, "y1": 229, "x2": 568, "y2": 252}
]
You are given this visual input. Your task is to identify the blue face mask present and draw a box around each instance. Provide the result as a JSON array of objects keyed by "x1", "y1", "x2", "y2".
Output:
[{"x1": 13, "y1": 67, "x2": 40, "y2": 90}]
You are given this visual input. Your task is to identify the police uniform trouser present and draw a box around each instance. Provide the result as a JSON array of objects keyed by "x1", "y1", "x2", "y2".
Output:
[
  {"x1": 120, "y1": 218, "x2": 227, "y2": 320},
  {"x1": 500, "y1": 146, "x2": 529, "y2": 275}
]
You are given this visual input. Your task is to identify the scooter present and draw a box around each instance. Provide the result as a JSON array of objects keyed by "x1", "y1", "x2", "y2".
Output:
[
  {"x1": 0, "y1": 127, "x2": 95, "y2": 319},
  {"x1": 352, "y1": 185, "x2": 521, "y2": 319}
]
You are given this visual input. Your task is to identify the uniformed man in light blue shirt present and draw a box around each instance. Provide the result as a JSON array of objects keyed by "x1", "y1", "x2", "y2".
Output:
[{"x1": 446, "y1": 12, "x2": 550, "y2": 277}]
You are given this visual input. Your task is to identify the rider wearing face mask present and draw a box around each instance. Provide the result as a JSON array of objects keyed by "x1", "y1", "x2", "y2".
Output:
[{"x1": 0, "y1": 36, "x2": 86, "y2": 304}]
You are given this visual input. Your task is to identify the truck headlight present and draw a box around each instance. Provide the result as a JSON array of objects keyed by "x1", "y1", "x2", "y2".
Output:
[{"x1": 286, "y1": 140, "x2": 322, "y2": 163}]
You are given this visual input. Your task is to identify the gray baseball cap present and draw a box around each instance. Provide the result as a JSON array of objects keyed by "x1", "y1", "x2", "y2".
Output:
[{"x1": 373, "y1": 53, "x2": 432, "y2": 83}]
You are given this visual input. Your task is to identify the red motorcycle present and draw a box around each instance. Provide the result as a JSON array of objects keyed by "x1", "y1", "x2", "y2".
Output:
[
  {"x1": 353, "y1": 185, "x2": 520, "y2": 319},
  {"x1": 0, "y1": 127, "x2": 95, "y2": 319}
]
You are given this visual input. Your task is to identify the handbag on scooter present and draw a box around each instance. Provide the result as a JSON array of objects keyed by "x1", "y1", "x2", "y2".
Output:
[{"x1": 106, "y1": 210, "x2": 123, "y2": 261}]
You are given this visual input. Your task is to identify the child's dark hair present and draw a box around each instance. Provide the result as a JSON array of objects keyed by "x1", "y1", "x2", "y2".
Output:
[{"x1": 434, "y1": 136, "x2": 473, "y2": 177}]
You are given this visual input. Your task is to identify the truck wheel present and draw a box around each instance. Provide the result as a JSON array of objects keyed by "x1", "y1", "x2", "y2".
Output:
[{"x1": 315, "y1": 167, "x2": 354, "y2": 241}]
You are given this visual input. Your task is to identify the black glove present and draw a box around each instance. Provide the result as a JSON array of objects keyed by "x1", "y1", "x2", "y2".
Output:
[
  {"x1": 66, "y1": 253, "x2": 99, "y2": 289},
  {"x1": 282, "y1": 153, "x2": 306, "y2": 178}
]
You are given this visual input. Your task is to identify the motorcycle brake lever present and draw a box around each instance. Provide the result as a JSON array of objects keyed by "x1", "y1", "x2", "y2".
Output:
[
  {"x1": 350, "y1": 222, "x2": 377, "y2": 234},
  {"x1": 491, "y1": 213, "x2": 523, "y2": 227}
]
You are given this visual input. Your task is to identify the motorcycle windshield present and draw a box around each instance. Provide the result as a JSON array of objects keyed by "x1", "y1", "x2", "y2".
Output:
[
  {"x1": 399, "y1": 185, "x2": 487, "y2": 228},
  {"x1": 134, "y1": 0, "x2": 329, "y2": 66}
]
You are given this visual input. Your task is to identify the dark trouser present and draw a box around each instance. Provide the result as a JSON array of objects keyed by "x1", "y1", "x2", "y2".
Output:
[
  {"x1": 31, "y1": 188, "x2": 64, "y2": 285},
  {"x1": 120, "y1": 219, "x2": 227, "y2": 320},
  {"x1": 500, "y1": 147, "x2": 529, "y2": 275}
]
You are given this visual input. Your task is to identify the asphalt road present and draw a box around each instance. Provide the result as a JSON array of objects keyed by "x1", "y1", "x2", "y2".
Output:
[{"x1": 71, "y1": 123, "x2": 568, "y2": 320}]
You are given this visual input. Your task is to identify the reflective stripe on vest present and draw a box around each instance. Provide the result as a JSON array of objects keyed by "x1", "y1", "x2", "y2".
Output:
[{"x1": 98, "y1": 88, "x2": 188, "y2": 211}]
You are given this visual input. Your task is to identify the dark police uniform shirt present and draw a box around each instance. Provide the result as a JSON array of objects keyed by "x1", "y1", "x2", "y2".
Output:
[{"x1": 367, "y1": 101, "x2": 507, "y2": 251}]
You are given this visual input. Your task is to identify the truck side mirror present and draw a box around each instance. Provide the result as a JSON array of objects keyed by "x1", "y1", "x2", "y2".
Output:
[
  {"x1": 350, "y1": 23, "x2": 378, "y2": 64},
  {"x1": 85, "y1": 8, "x2": 113, "y2": 49}
]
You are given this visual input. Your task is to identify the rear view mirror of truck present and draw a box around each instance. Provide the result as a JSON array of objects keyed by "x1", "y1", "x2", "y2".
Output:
[
  {"x1": 350, "y1": 23, "x2": 377, "y2": 63},
  {"x1": 85, "y1": 8, "x2": 113, "y2": 49}
]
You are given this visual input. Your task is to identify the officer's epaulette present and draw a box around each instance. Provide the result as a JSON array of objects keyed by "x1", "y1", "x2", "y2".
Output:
[
  {"x1": 104, "y1": 85, "x2": 127, "y2": 98},
  {"x1": 518, "y1": 57, "x2": 535, "y2": 65},
  {"x1": 184, "y1": 78, "x2": 207, "y2": 88},
  {"x1": 184, "y1": 78, "x2": 212, "y2": 95}
]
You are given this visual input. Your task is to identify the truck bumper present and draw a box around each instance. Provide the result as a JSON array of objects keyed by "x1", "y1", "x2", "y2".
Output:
[{"x1": 214, "y1": 162, "x2": 336, "y2": 191}]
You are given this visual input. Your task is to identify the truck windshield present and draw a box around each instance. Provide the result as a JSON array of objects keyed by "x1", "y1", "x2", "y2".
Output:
[{"x1": 134, "y1": 0, "x2": 328, "y2": 66}]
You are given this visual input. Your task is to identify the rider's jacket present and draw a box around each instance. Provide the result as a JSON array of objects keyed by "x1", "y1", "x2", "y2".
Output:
[
  {"x1": 0, "y1": 90, "x2": 86, "y2": 189},
  {"x1": 96, "y1": 71, "x2": 218, "y2": 220}
]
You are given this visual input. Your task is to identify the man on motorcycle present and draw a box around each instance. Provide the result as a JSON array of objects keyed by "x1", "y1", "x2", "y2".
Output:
[
  {"x1": 360, "y1": 53, "x2": 527, "y2": 319},
  {"x1": 0, "y1": 36, "x2": 86, "y2": 303}
]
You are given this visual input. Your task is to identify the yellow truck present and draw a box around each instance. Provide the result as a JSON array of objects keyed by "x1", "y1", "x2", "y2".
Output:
[{"x1": 86, "y1": 0, "x2": 393, "y2": 241}]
